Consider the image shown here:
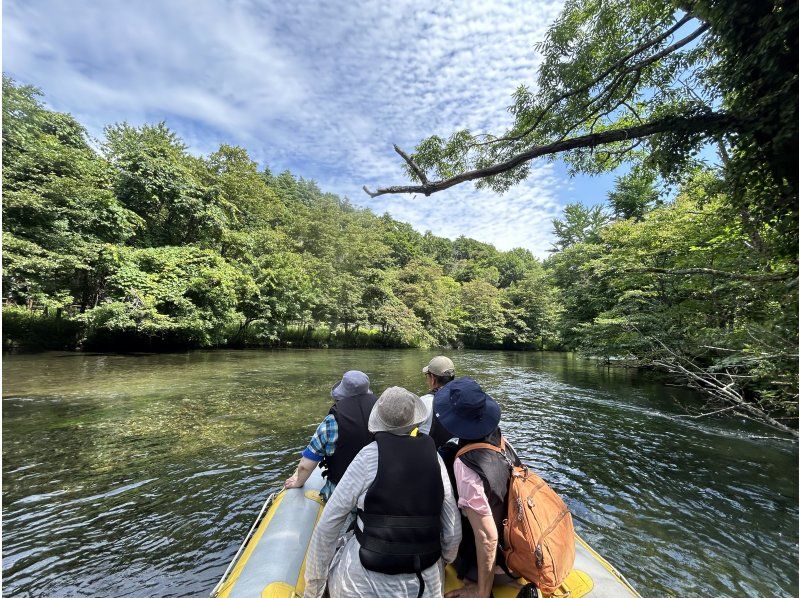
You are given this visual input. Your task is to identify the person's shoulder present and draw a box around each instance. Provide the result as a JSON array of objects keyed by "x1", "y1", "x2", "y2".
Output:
[
  {"x1": 359, "y1": 440, "x2": 378, "y2": 455},
  {"x1": 352, "y1": 441, "x2": 379, "y2": 467},
  {"x1": 317, "y1": 413, "x2": 337, "y2": 430}
]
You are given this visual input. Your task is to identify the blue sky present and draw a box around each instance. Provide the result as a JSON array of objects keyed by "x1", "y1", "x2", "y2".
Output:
[{"x1": 4, "y1": 0, "x2": 622, "y2": 257}]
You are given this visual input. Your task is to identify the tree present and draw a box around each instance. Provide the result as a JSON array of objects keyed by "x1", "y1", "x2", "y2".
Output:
[
  {"x1": 504, "y1": 266, "x2": 562, "y2": 349},
  {"x1": 103, "y1": 122, "x2": 229, "y2": 246},
  {"x1": 363, "y1": 0, "x2": 798, "y2": 256},
  {"x1": 551, "y1": 203, "x2": 610, "y2": 251},
  {"x1": 395, "y1": 260, "x2": 462, "y2": 345},
  {"x1": 2, "y1": 78, "x2": 142, "y2": 311},
  {"x1": 206, "y1": 144, "x2": 285, "y2": 229},
  {"x1": 607, "y1": 166, "x2": 661, "y2": 221},
  {"x1": 548, "y1": 169, "x2": 797, "y2": 430},
  {"x1": 82, "y1": 246, "x2": 245, "y2": 349},
  {"x1": 459, "y1": 281, "x2": 509, "y2": 347}
]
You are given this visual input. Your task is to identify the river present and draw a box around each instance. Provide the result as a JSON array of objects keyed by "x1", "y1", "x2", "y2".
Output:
[{"x1": 2, "y1": 350, "x2": 797, "y2": 596}]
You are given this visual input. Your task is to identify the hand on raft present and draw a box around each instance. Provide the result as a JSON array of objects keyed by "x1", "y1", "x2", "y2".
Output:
[
  {"x1": 283, "y1": 475, "x2": 303, "y2": 489},
  {"x1": 445, "y1": 580, "x2": 484, "y2": 598}
]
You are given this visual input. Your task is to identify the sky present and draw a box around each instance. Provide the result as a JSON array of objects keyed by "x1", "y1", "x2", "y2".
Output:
[{"x1": 4, "y1": 0, "x2": 622, "y2": 257}]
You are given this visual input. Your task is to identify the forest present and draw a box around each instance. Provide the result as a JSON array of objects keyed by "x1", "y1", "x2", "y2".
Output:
[{"x1": 3, "y1": 0, "x2": 797, "y2": 432}]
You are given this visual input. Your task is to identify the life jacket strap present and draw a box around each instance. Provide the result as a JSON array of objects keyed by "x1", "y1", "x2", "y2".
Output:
[
  {"x1": 354, "y1": 525, "x2": 441, "y2": 556},
  {"x1": 358, "y1": 511, "x2": 440, "y2": 529},
  {"x1": 414, "y1": 555, "x2": 425, "y2": 598}
]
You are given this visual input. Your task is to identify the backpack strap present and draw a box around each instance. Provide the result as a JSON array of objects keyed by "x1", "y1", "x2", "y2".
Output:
[{"x1": 455, "y1": 437, "x2": 506, "y2": 459}]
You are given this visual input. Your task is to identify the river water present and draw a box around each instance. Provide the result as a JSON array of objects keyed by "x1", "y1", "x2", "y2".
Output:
[{"x1": 2, "y1": 350, "x2": 797, "y2": 596}]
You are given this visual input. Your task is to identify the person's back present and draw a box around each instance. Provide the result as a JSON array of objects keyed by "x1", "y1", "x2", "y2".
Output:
[
  {"x1": 304, "y1": 387, "x2": 462, "y2": 598},
  {"x1": 431, "y1": 377, "x2": 513, "y2": 598},
  {"x1": 284, "y1": 370, "x2": 376, "y2": 501},
  {"x1": 356, "y1": 431, "x2": 443, "y2": 578},
  {"x1": 322, "y1": 388, "x2": 376, "y2": 486}
]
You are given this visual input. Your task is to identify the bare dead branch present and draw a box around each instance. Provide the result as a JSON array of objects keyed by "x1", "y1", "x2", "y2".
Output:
[
  {"x1": 675, "y1": 404, "x2": 741, "y2": 418},
  {"x1": 393, "y1": 144, "x2": 429, "y2": 185},
  {"x1": 642, "y1": 333, "x2": 799, "y2": 437}
]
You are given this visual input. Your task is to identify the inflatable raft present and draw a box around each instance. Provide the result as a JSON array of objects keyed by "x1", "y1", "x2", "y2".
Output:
[{"x1": 211, "y1": 469, "x2": 640, "y2": 597}]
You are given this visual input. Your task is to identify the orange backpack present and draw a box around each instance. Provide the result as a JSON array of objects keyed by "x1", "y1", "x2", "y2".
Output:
[{"x1": 456, "y1": 439, "x2": 575, "y2": 594}]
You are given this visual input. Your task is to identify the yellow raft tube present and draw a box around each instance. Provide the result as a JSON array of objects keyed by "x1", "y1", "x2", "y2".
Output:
[{"x1": 211, "y1": 469, "x2": 640, "y2": 598}]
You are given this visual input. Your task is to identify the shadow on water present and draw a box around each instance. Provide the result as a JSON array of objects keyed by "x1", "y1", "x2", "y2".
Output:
[{"x1": 2, "y1": 349, "x2": 798, "y2": 596}]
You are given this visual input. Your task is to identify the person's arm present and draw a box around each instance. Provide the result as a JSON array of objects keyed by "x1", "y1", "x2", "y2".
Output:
[
  {"x1": 283, "y1": 415, "x2": 338, "y2": 489},
  {"x1": 444, "y1": 508, "x2": 497, "y2": 598},
  {"x1": 445, "y1": 458, "x2": 496, "y2": 598},
  {"x1": 466, "y1": 508, "x2": 498, "y2": 598},
  {"x1": 304, "y1": 443, "x2": 377, "y2": 598},
  {"x1": 283, "y1": 456, "x2": 318, "y2": 489},
  {"x1": 438, "y1": 454, "x2": 462, "y2": 563}
]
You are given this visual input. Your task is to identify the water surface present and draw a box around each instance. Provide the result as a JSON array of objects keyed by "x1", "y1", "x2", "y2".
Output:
[{"x1": 2, "y1": 350, "x2": 797, "y2": 596}]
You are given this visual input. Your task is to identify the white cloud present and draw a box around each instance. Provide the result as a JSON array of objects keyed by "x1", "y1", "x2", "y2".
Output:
[{"x1": 4, "y1": 0, "x2": 568, "y2": 256}]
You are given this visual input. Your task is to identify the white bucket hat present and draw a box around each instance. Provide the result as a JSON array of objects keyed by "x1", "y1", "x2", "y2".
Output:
[{"x1": 368, "y1": 386, "x2": 428, "y2": 435}]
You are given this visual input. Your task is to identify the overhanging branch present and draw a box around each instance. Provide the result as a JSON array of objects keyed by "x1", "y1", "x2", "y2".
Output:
[{"x1": 364, "y1": 112, "x2": 735, "y2": 198}]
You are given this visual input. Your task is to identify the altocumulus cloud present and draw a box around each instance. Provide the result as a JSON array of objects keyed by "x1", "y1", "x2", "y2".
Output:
[{"x1": 5, "y1": 0, "x2": 570, "y2": 256}]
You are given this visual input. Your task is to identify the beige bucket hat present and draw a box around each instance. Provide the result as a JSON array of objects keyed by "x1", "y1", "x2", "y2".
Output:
[{"x1": 368, "y1": 386, "x2": 428, "y2": 435}]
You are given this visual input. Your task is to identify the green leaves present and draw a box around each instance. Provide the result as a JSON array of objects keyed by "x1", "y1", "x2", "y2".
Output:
[{"x1": 546, "y1": 168, "x2": 797, "y2": 412}]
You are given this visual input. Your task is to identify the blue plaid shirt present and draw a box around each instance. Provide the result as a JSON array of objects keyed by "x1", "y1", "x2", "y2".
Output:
[{"x1": 302, "y1": 414, "x2": 339, "y2": 500}]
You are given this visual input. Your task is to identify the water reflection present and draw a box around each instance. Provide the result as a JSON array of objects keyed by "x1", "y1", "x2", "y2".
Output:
[{"x1": 2, "y1": 350, "x2": 797, "y2": 596}]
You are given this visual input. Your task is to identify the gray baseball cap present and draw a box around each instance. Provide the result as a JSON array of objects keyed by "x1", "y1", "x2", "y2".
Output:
[{"x1": 422, "y1": 356, "x2": 455, "y2": 377}]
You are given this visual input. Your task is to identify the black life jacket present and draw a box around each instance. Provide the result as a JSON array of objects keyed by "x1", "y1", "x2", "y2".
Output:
[
  {"x1": 320, "y1": 391, "x2": 377, "y2": 485},
  {"x1": 443, "y1": 427, "x2": 520, "y2": 578},
  {"x1": 355, "y1": 432, "x2": 444, "y2": 578}
]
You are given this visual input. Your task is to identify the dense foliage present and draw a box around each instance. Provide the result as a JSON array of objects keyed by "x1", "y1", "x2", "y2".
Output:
[
  {"x1": 361, "y1": 0, "x2": 797, "y2": 430},
  {"x1": 2, "y1": 77, "x2": 561, "y2": 352},
  {"x1": 548, "y1": 173, "x2": 797, "y2": 425},
  {"x1": 3, "y1": 72, "x2": 797, "y2": 427}
]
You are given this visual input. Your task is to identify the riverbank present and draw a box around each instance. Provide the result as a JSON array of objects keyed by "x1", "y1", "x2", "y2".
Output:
[{"x1": 1, "y1": 307, "x2": 558, "y2": 352}]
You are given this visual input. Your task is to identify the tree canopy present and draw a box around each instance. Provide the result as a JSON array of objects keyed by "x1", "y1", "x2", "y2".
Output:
[
  {"x1": 2, "y1": 76, "x2": 559, "y2": 353},
  {"x1": 365, "y1": 0, "x2": 798, "y2": 254}
]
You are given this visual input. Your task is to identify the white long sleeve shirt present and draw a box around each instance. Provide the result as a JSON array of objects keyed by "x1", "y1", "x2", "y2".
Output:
[{"x1": 304, "y1": 440, "x2": 462, "y2": 598}]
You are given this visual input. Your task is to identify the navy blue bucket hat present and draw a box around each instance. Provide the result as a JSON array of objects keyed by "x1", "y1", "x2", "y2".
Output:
[{"x1": 433, "y1": 377, "x2": 501, "y2": 440}]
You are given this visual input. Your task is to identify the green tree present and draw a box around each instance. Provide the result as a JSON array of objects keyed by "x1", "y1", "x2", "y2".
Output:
[
  {"x1": 365, "y1": 0, "x2": 797, "y2": 258},
  {"x1": 2, "y1": 78, "x2": 141, "y2": 311},
  {"x1": 607, "y1": 166, "x2": 661, "y2": 221},
  {"x1": 551, "y1": 203, "x2": 610, "y2": 251},
  {"x1": 207, "y1": 144, "x2": 285, "y2": 229},
  {"x1": 504, "y1": 265, "x2": 562, "y2": 349},
  {"x1": 459, "y1": 280, "x2": 509, "y2": 347},
  {"x1": 103, "y1": 122, "x2": 229, "y2": 246}
]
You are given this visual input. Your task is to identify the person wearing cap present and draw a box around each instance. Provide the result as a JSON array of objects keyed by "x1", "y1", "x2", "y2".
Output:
[
  {"x1": 284, "y1": 370, "x2": 376, "y2": 501},
  {"x1": 304, "y1": 387, "x2": 462, "y2": 598},
  {"x1": 419, "y1": 355, "x2": 456, "y2": 436},
  {"x1": 432, "y1": 378, "x2": 521, "y2": 598}
]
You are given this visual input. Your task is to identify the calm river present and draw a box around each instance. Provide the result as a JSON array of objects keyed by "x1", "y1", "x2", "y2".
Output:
[{"x1": 2, "y1": 350, "x2": 797, "y2": 596}]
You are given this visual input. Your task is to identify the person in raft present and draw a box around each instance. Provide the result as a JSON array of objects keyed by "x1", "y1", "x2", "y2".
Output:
[
  {"x1": 283, "y1": 370, "x2": 376, "y2": 502},
  {"x1": 304, "y1": 387, "x2": 462, "y2": 598},
  {"x1": 434, "y1": 377, "x2": 522, "y2": 598},
  {"x1": 418, "y1": 355, "x2": 456, "y2": 436}
]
